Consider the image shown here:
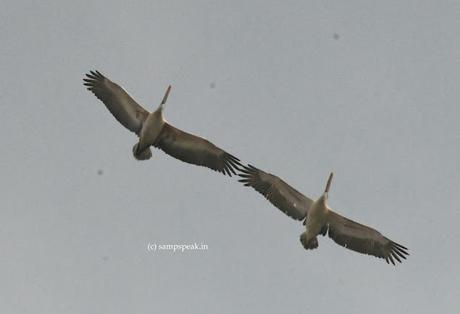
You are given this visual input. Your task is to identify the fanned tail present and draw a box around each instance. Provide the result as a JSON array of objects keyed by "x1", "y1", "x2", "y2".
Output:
[
  {"x1": 132, "y1": 143, "x2": 152, "y2": 160},
  {"x1": 300, "y1": 232, "x2": 319, "y2": 250}
]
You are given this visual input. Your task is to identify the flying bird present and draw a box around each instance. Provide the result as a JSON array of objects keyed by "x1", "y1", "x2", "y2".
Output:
[
  {"x1": 83, "y1": 70, "x2": 242, "y2": 176},
  {"x1": 238, "y1": 165, "x2": 409, "y2": 264}
]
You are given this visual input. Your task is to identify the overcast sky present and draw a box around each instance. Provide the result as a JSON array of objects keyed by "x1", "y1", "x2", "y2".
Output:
[{"x1": 1, "y1": 1, "x2": 459, "y2": 313}]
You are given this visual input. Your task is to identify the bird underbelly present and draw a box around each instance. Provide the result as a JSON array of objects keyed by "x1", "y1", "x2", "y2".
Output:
[
  {"x1": 139, "y1": 112, "x2": 165, "y2": 147},
  {"x1": 306, "y1": 208, "x2": 328, "y2": 238}
]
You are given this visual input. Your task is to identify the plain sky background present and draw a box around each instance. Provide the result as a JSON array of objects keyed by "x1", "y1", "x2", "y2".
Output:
[{"x1": 1, "y1": 1, "x2": 459, "y2": 313}]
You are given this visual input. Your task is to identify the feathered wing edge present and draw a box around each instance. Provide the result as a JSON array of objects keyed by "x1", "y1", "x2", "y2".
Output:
[
  {"x1": 326, "y1": 211, "x2": 409, "y2": 265},
  {"x1": 83, "y1": 70, "x2": 149, "y2": 135},
  {"x1": 154, "y1": 123, "x2": 243, "y2": 176},
  {"x1": 237, "y1": 164, "x2": 312, "y2": 220}
]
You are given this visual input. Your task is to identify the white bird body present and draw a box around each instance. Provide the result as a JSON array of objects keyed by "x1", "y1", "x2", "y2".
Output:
[
  {"x1": 133, "y1": 108, "x2": 166, "y2": 160},
  {"x1": 302, "y1": 195, "x2": 330, "y2": 249},
  {"x1": 134, "y1": 85, "x2": 171, "y2": 159},
  {"x1": 140, "y1": 109, "x2": 165, "y2": 145}
]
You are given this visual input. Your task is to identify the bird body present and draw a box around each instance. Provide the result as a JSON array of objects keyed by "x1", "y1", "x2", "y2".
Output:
[
  {"x1": 301, "y1": 195, "x2": 329, "y2": 250},
  {"x1": 134, "y1": 104, "x2": 166, "y2": 160},
  {"x1": 132, "y1": 109, "x2": 164, "y2": 160},
  {"x1": 140, "y1": 109, "x2": 165, "y2": 146},
  {"x1": 83, "y1": 70, "x2": 241, "y2": 175},
  {"x1": 238, "y1": 165, "x2": 409, "y2": 264}
]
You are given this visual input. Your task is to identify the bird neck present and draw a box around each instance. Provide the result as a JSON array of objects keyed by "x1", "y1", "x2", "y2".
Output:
[
  {"x1": 153, "y1": 105, "x2": 164, "y2": 117},
  {"x1": 319, "y1": 193, "x2": 328, "y2": 208}
]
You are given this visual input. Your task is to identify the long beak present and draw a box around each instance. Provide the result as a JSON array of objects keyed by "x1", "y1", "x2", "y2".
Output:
[
  {"x1": 325, "y1": 172, "x2": 333, "y2": 193},
  {"x1": 160, "y1": 85, "x2": 172, "y2": 107}
]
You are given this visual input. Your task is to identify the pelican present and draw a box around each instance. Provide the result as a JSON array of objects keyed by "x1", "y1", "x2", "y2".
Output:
[
  {"x1": 83, "y1": 70, "x2": 242, "y2": 176},
  {"x1": 238, "y1": 165, "x2": 409, "y2": 264}
]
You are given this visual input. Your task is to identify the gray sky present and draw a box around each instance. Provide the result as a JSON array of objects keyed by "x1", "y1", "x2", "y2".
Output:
[{"x1": 1, "y1": 1, "x2": 459, "y2": 313}]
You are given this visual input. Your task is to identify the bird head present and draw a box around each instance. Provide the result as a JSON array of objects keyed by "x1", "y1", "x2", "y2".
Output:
[
  {"x1": 323, "y1": 172, "x2": 334, "y2": 200},
  {"x1": 158, "y1": 85, "x2": 172, "y2": 110}
]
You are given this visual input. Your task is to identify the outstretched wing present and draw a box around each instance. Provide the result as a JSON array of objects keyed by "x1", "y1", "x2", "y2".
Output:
[
  {"x1": 83, "y1": 70, "x2": 149, "y2": 135},
  {"x1": 238, "y1": 165, "x2": 313, "y2": 220},
  {"x1": 326, "y1": 211, "x2": 409, "y2": 265},
  {"x1": 154, "y1": 123, "x2": 242, "y2": 176}
]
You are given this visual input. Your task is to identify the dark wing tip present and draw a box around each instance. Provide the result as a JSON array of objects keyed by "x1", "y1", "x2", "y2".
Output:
[
  {"x1": 238, "y1": 164, "x2": 259, "y2": 177},
  {"x1": 89, "y1": 70, "x2": 104, "y2": 78},
  {"x1": 392, "y1": 242, "x2": 408, "y2": 251},
  {"x1": 84, "y1": 70, "x2": 105, "y2": 82},
  {"x1": 83, "y1": 70, "x2": 109, "y2": 94},
  {"x1": 385, "y1": 241, "x2": 409, "y2": 265},
  {"x1": 221, "y1": 152, "x2": 244, "y2": 177},
  {"x1": 236, "y1": 164, "x2": 264, "y2": 188}
]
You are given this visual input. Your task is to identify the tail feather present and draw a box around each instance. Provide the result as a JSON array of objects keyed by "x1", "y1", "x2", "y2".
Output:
[
  {"x1": 300, "y1": 232, "x2": 319, "y2": 250},
  {"x1": 132, "y1": 143, "x2": 152, "y2": 160}
]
